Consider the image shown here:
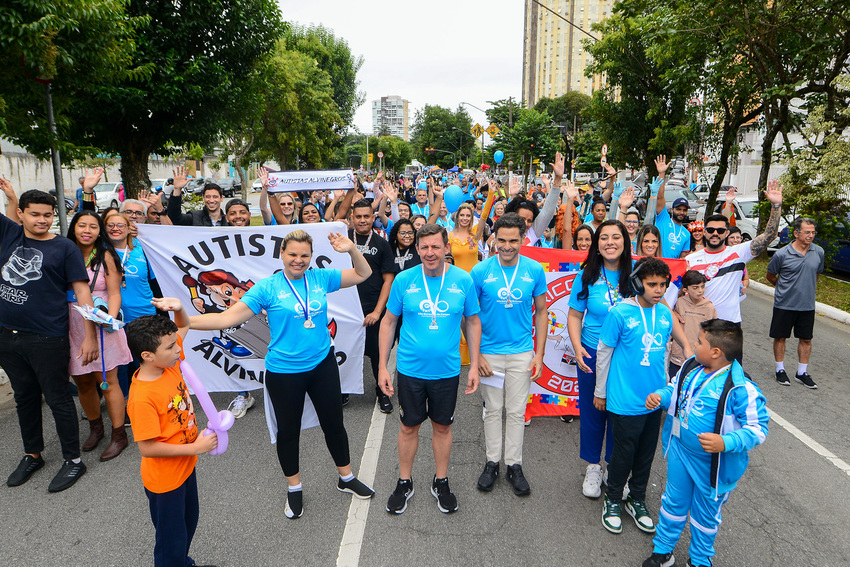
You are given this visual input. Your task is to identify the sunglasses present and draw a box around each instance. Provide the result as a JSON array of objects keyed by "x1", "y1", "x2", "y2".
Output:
[{"x1": 704, "y1": 227, "x2": 728, "y2": 235}]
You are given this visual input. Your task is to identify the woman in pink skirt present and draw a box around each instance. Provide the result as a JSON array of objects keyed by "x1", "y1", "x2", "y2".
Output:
[{"x1": 67, "y1": 211, "x2": 132, "y2": 461}]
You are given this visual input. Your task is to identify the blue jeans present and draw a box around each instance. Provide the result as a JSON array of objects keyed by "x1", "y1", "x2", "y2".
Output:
[
  {"x1": 0, "y1": 328, "x2": 79, "y2": 460},
  {"x1": 576, "y1": 343, "x2": 613, "y2": 465},
  {"x1": 145, "y1": 470, "x2": 199, "y2": 567}
]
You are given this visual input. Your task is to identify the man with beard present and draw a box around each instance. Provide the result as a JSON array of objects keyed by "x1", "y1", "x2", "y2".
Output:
[
  {"x1": 653, "y1": 156, "x2": 691, "y2": 258},
  {"x1": 686, "y1": 179, "x2": 784, "y2": 326}
]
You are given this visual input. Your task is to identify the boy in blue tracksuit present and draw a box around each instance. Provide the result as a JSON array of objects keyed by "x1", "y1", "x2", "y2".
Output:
[{"x1": 642, "y1": 319, "x2": 769, "y2": 567}]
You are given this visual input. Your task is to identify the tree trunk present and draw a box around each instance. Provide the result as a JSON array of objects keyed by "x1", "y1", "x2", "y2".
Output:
[
  {"x1": 755, "y1": 100, "x2": 786, "y2": 231},
  {"x1": 704, "y1": 119, "x2": 738, "y2": 216},
  {"x1": 119, "y1": 141, "x2": 153, "y2": 200}
]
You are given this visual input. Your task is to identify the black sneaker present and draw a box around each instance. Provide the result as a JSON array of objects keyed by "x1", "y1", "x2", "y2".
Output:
[
  {"x1": 795, "y1": 372, "x2": 818, "y2": 389},
  {"x1": 559, "y1": 415, "x2": 574, "y2": 423},
  {"x1": 7, "y1": 455, "x2": 45, "y2": 487},
  {"x1": 284, "y1": 490, "x2": 303, "y2": 519},
  {"x1": 642, "y1": 552, "x2": 676, "y2": 567},
  {"x1": 341, "y1": 394, "x2": 350, "y2": 407},
  {"x1": 338, "y1": 476, "x2": 375, "y2": 499},
  {"x1": 476, "y1": 461, "x2": 499, "y2": 492},
  {"x1": 775, "y1": 370, "x2": 791, "y2": 386},
  {"x1": 377, "y1": 391, "x2": 393, "y2": 414},
  {"x1": 431, "y1": 475, "x2": 458, "y2": 513},
  {"x1": 47, "y1": 460, "x2": 86, "y2": 493},
  {"x1": 386, "y1": 478, "x2": 414, "y2": 514},
  {"x1": 686, "y1": 560, "x2": 708, "y2": 567},
  {"x1": 506, "y1": 464, "x2": 531, "y2": 496}
]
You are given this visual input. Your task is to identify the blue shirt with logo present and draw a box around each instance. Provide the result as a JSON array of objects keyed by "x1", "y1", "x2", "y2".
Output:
[
  {"x1": 471, "y1": 255, "x2": 547, "y2": 355},
  {"x1": 655, "y1": 208, "x2": 691, "y2": 258},
  {"x1": 387, "y1": 265, "x2": 479, "y2": 379},
  {"x1": 115, "y1": 240, "x2": 156, "y2": 322},
  {"x1": 600, "y1": 299, "x2": 673, "y2": 415},
  {"x1": 568, "y1": 268, "x2": 624, "y2": 349},
  {"x1": 240, "y1": 269, "x2": 341, "y2": 373}
]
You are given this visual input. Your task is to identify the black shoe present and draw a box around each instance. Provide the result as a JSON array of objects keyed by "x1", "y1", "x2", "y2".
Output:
[
  {"x1": 559, "y1": 415, "x2": 574, "y2": 423},
  {"x1": 506, "y1": 464, "x2": 531, "y2": 496},
  {"x1": 775, "y1": 369, "x2": 790, "y2": 386},
  {"x1": 284, "y1": 490, "x2": 303, "y2": 519},
  {"x1": 431, "y1": 475, "x2": 458, "y2": 513},
  {"x1": 341, "y1": 394, "x2": 350, "y2": 407},
  {"x1": 642, "y1": 552, "x2": 676, "y2": 567},
  {"x1": 7, "y1": 455, "x2": 45, "y2": 487},
  {"x1": 386, "y1": 478, "x2": 414, "y2": 514},
  {"x1": 47, "y1": 460, "x2": 86, "y2": 493},
  {"x1": 476, "y1": 461, "x2": 499, "y2": 492},
  {"x1": 795, "y1": 372, "x2": 818, "y2": 389},
  {"x1": 377, "y1": 390, "x2": 393, "y2": 414},
  {"x1": 686, "y1": 560, "x2": 708, "y2": 567},
  {"x1": 338, "y1": 476, "x2": 375, "y2": 499}
]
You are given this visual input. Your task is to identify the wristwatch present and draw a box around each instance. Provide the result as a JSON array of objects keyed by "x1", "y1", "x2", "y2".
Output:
[{"x1": 771, "y1": 203, "x2": 781, "y2": 209}]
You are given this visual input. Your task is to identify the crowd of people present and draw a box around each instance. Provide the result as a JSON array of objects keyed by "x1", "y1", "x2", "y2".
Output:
[{"x1": 0, "y1": 148, "x2": 827, "y2": 567}]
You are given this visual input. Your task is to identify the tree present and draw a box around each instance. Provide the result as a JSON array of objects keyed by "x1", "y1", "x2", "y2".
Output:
[
  {"x1": 410, "y1": 105, "x2": 474, "y2": 168},
  {"x1": 485, "y1": 98, "x2": 524, "y2": 128},
  {"x1": 61, "y1": 0, "x2": 283, "y2": 197},
  {"x1": 489, "y1": 108, "x2": 560, "y2": 184},
  {"x1": 534, "y1": 92, "x2": 592, "y2": 174},
  {"x1": 348, "y1": 135, "x2": 411, "y2": 173},
  {"x1": 0, "y1": 0, "x2": 145, "y2": 158}
]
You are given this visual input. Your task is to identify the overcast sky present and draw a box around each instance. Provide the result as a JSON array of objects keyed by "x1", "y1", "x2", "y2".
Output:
[{"x1": 277, "y1": 0, "x2": 525, "y2": 137}]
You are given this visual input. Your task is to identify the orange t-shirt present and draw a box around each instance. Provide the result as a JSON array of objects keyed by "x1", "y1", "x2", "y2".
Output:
[{"x1": 127, "y1": 335, "x2": 199, "y2": 494}]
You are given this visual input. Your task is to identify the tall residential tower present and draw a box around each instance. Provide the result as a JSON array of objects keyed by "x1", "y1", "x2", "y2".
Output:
[{"x1": 371, "y1": 95, "x2": 410, "y2": 141}]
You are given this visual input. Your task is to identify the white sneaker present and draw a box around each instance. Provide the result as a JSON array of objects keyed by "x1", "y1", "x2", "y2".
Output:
[
  {"x1": 228, "y1": 393, "x2": 255, "y2": 419},
  {"x1": 582, "y1": 464, "x2": 603, "y2": 498}
]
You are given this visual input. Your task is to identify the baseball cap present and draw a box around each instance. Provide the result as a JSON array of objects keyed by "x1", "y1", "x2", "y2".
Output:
[
  {"x1": 672, "y1": 197, "x2": 690, "y2": 209},
  {"x1": 225, "y1": 198, "x2": 251, "y2": 213}
]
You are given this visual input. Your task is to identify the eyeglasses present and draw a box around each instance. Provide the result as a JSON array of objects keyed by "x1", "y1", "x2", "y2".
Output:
[
  {"x1": 624, "y1": 220, "x2": 639, "y2": 225},
  {"x1": 106, "y1": 223, "x2": 127, "y2": 229},
  {"x1": 798, "y1": 230, "x2": 817, "y2": 235},
  {"x1": 124, "y1": 210, "x2": 145, "y2": 217},
  {"x1": 398, "y1": 231, "x2": 415, "y2": 236},
  {"x1": 704, "y1": 227, "x2": 728, "y2": 235}
]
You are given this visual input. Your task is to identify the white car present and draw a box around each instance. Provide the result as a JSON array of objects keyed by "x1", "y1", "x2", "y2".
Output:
[
  {"x1": 696, "y1": 197, "x2": 785, "y2": 245},
  {"x1": 252, "y1": 179, "x2": 263, "y2": 192},
  {"x1": 93, "y1": 182, "x2": 124, "y2": 211}
]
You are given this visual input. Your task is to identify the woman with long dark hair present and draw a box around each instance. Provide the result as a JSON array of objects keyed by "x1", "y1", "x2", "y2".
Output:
[
  {"x1": 388, "y1": 219, "x2": 421, "y2": 272},
  {"x1": 66, "y1": 211, "x2": 133, "y2": 460},
  {"x1": 567, "y1": 219, "x2": 632, "y2": 499}
]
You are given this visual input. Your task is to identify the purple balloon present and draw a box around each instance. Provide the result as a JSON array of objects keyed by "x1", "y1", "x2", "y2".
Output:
[{"x1": 180, "y1": 360, "x2": 234, "y2": 455}]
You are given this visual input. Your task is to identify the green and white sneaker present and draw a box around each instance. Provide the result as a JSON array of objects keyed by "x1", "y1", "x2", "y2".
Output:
[
  {"x1": 625, "y1": 496, "x2": 656, "y2": 533},
  {"x1": 602, "y1": 494, "x2": 623, "y2": 533}
]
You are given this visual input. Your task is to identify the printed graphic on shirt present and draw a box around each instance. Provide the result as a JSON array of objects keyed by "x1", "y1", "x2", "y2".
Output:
[
  {"x1": 167, "y1": 379, "x2": 199, "y2": 445},
  {"x1": 2, "y1": 245, "x2": 43, "y2": 286}
]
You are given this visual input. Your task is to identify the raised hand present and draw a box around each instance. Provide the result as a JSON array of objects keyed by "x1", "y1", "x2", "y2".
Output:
[
  {"x1": 172, "y1": 165, "x2": 189, "y2": 191},
  {"x1": 649, "y1": 176, "x2": 663, "y2": 197},
  {"x1": 612, "y1": 181, "x2": 625, "y2": 200},
  {"x1": 509, "y1": 176, "x2": 521, "y2": 197},
  {"x1": 619, "y1": 187, "x2": 636, "y2": 209},
  {"x1": 541, "y1": 173, "x2": 551, "y2": 190},
  {"x1": 0, "y1": 178, "x2": 15, "y2": 199},
  {"x1": 764, "y1": 179, "x2": 782, "y2": 205},
  {"x1": 258, "y1": 166, "x2": 270, "y2": 188},
  {"x1": 725, "y1": 186, "x2": 737, "y2": 203},
  {"x1": 328, "y1": 231, "x2": 355, "y2": 253},
  {"x1": 654, "y1": 155, "x2": 670, "y2": 177},
  {"x1": 82, "y1": 168, "x2": 104, "y2": 192},
  {"x1": 549, "y1": 151, "x2": 565, "y2": 179},
  {"x1": 564, "y1": 180, "x2": 579, "y2": 202},
  {"x1": 151, "y1": 297, "x2": 185, "y2": 312}
]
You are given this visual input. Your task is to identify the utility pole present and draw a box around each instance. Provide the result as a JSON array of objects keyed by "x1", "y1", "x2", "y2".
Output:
[
  {"x1": 45, "y1": 83, "x2": 68, "y2": 235},
  {"x1": 508, "y1": 96, "x2": 513, "y2": 127}
]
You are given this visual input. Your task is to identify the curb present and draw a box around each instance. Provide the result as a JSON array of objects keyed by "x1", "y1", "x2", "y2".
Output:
[{"x1": 749, "y1": 281, "x2": 850, "y2": 326}]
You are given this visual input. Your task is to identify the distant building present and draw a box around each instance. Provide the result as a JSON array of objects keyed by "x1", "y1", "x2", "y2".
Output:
[
  {"x1": 372, "y1": 95, "x2": 410, "y2": 141},
  {"x1": 522, "y1": 0, "x2": 613, "y2": 107}
]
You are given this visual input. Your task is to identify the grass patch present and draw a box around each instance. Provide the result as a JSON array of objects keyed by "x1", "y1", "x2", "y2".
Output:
[{"x1": 749, "y1": 254, "x2": 850, "y2": 313}]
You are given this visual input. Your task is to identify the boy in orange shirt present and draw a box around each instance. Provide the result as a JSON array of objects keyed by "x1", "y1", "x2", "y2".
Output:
[{"x1": 125, "y1": 300, "x2": 218, "y2": 567}]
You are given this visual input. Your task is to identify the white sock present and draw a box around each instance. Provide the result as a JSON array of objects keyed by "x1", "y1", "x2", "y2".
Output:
[
  {"x1": 798, "y1": 363, "x2": 808, "y2": 375},
  {"x1": 71, "y1": 458, "x2": 81, "y2": 464},
  {"x1": 776, "y1": 361, "x2": 785, "y2": 372},
  {"x1": 288, "y1": 483, "x2": 302, "y2": 493},
  {"x1": 340, "y1": 473, "x2": 355, "y2": 482}
]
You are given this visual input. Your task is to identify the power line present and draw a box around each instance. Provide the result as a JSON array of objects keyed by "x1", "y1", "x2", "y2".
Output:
[{"x1": 530, "y1": 0, "x2": 598, "y2": 42}]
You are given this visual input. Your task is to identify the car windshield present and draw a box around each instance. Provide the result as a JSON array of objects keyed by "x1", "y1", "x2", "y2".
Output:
[
  {"x1": 94, "y1": 183, "x2": 115, "y2": 191},
  {"x1": 682, "y1": 189, "x2": 698, "y2": 201},
  {"x1": 739, "y1": 200, "x2": 758, "y2": 218}
]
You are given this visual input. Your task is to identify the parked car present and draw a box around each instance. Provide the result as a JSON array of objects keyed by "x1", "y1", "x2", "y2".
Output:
[
  {"x1": 184, "y1": 178, "x2": 206, "y2": 194},
  {"x1": 696, "y1": 197, "x2": 785, "y2": 246},
  {"x1": 149, "y1": 179, "x2": 167, "y2": 193},
  {"x1": 664, "y1": 187, "x2": 702, "y2": 221},
  {"x1": 92, "y1": 182, "x2": 124, "y2": 211},
  {"x1": 774, "y1": 213, "x2": 850, "y2": 273},
  {"x1": 193, "y1": 177, "x2": 238, "y2": 197},
  {"x1": 252, "y1": 179, "x2": 263, "y2": 193}
]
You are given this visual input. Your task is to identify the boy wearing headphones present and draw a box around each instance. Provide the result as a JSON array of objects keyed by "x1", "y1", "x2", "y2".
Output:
[{"x1": 594, "y1": 257, "x2": 673, "y2": 535}]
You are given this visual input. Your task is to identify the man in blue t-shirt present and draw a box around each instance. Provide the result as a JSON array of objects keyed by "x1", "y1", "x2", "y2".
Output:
[
  {"x1": 595, "y1": 257, "x2": 673, "y2": 535},
  {"x1": 471, "y1": 213, "x2": 548, "y2": 497},
  {"x1": 378, "y1": 223, "x2": 481, "y2": 515},
  {"x1": 653, "y1": 156, "x2": 691, "y2": 258},
  {"x1": 0, "y1": 185, "x2": 99, "y2": 493}
]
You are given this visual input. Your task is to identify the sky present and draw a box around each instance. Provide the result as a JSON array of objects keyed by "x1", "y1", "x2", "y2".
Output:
[{"x1": 277, "y1": 0, "x2": 525, "y2": 139}]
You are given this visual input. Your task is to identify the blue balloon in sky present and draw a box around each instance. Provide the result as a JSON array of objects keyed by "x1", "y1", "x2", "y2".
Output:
[
  {"x1": 494, "y1": 150, "x2": 505, "y2": 164},
  {"x1": 444, "y1": 185, "x2": 464, "y2": 213}
]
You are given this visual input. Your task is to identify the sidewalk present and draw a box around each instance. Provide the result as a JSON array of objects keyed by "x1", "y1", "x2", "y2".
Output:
[{"x1": 749, "y1": 281, "x2": 850, "y2": 326}]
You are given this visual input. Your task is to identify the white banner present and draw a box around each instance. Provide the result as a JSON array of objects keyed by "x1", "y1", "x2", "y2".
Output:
[
  {"x1": 267, "y1": 169, "x2": 355, "y2": 193},
  {"x1": 136, "y1": 222, "x2": 365, "y2": 434}
]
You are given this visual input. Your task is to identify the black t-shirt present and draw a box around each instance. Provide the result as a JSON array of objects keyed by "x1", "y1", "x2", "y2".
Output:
[
  {"x1": 391, "y1": 245, "x2": 421, "y2": 273},
  {"x1": 349, "y1": 228, "x2": 395, "y2": 314},
  {"x1": 0, "y1": 215, "x2": 89, "y2": 336}
]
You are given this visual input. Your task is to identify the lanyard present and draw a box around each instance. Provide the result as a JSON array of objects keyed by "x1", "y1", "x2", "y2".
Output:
[
  {"x1": 421, "y1": 264, "x2": 446, "y2": 329},
  {"x1": 498, "y1": 257, "x2": 520, "y2": 308},
  {"x1": 283, "y1": 272, "x2": 313, "y2": 328},
  {"x1": 355, "y1": 230, "x2": 373, "y2": 253},
  {"x1": 412, "y1": 203, "x2": 428, "y2": 216},
  {"x1": 600, "y1": 268, "x2": 621, "y2": 307},
  {"x1": 670, "y1": 222, "x2": 685, "y2": 245},
  {"x1": 395, "y1": 246, "x2": 412, "y2": 270},
  {"x1": 680, "y1": 364, "x2": 731, "y2": 418},
  {"x1": 638, "y1": 303, "x2": 657, "y2": 366}
]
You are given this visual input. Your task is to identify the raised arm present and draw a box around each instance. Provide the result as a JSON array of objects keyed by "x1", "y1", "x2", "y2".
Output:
[
  {"x1": 600, "y1": 161, "x2": 617, "y2": 203},
  {"x1": 654, "y1": 155, "x2": 670, "y2": 215},
  {"x1": 473, "y1": 179, "x2": 498, "y2": 241},
  {"x1": 617, "y1": 187, "x2": 636, "y2": 222},
  {"x1": 186, "y1": 300, "x2": 255, "y2": 331},
  {"x1": 333, "y1": 178, "x2": 360, "y2": 222},
  {"x1": 428, "y1": 187, "x2": 444, "y2": 224},
  {"x1": 328, "y1": 231, "x2": 372, "y2": 287},
  {"x1": 721, "y1": 186, "x2": 736, "y2": 224},
  {"x1": 80, "y1": 168, "x2": 104, "y2": 212},
  {"x1": 750, "y1": 179, "x2": 783, "y2": 256},
  {"x1": 561, "y1": 180, "x2": 579, "y2": 249},
  {"x1": 532, "y1": 152, "x2": 565, "y2": 237},
  {"x1": 0, "y1": 178, "x2": 19, "y2": 220},
  {"x1": 167, "y1": 165, "x2": 194, "y2": 225},
  {"x1": 257, "y1": 167, "x2": 272, "y2": 225}
]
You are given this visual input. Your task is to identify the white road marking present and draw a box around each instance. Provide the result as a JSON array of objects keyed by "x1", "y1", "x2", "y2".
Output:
[
  {"x1": 769, "y1": 407, "x2": 850, "y2": 477},
  {"x1": 336, "y1": 399, "x2": 388, "y2": 567}
]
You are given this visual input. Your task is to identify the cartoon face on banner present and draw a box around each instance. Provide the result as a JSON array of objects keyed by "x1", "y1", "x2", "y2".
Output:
[{"x1": 536, "y1": 274, "x2": 579, "y2": 398}]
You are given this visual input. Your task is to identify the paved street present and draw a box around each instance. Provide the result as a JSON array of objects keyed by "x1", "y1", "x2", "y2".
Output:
[{"x1": 1, "y1": 287, "x2": 849, "y2": 566}]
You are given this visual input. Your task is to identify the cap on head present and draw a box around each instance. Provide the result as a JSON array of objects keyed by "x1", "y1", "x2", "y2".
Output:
[{"x1": 672, "y1": 197, "x2": 690, "y2": 209}]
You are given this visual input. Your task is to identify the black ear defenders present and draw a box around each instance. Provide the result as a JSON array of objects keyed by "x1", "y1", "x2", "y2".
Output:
[{"x1": 629, "y1": 261, "x2": 672, "y2": 296}]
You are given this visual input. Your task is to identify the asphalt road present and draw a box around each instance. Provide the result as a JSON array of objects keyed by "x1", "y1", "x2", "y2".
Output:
[{"x1": 1, "y1": 288, "x2": 848, "y2": 567}]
